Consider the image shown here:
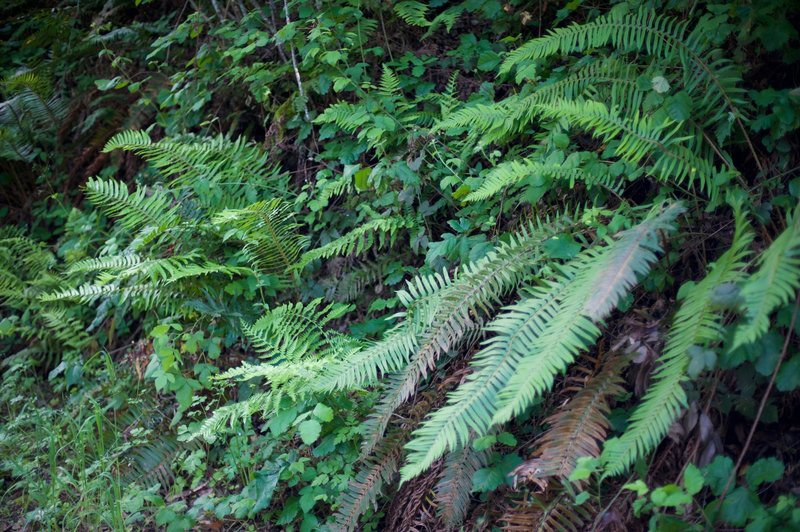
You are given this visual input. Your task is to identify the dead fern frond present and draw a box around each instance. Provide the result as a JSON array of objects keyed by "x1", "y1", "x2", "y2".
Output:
[{"x1": 513, "y1": 354, "x2": 628, "y2": 483}]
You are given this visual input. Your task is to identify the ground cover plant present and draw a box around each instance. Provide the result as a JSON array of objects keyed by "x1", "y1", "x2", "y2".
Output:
[{"x1": 1, "y1": 0, "x2": 799, "y2": 530}]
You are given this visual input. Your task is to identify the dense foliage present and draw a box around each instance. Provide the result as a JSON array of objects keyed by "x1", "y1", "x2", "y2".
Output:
[{"x1": 1, "y1": 0, "x2": 799, "y2": 530}]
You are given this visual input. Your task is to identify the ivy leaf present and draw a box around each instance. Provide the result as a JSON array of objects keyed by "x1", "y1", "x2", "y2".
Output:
[
  {"x1": 745, "y1": 457, "x2": 784, "y2": 487},
  {"x1": 298, "y1": 420, "x2": 322, "y2": 445}
]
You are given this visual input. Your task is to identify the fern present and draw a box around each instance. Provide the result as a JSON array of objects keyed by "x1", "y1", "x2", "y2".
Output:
[
  {"x1": 213, "y1": 199, "x2": 306, "y2": 275},
  {"x1": 103, "y1": 130, "x2": 279, "y2": 187},
  {"x1": 400, "y1": 203, "x2": 682, "y2": 481},
  {"x1": 500, "y1": 7, "x2": 749, "y2": 142},
  {"x1": 514, "y1": 355, "x2": 628, "y2": 482},
  {"x1": 84, "y1": 177, "x2": 180, "y2": 234},
  {"x1": 500, "y1": 491, "x2": 593, "y2": 532},
  {"x1": 296, "y1": 216, "x2": 414, "y2": 270},
  {"x1": 435, "y1": 444, "x2": 489, "y2": 529},
  {"x1": 331, "y1": 435, "x2": 403, "y2": 531},
  {"x1": 241, "y1": 298, "x2": 356, "y2": 363},
  {"x1": 731, "y1": 206, "x2": 800, "y2": 348},
  {"x1": 601, "y1": 202, "x2": 752, "y2": 476}
]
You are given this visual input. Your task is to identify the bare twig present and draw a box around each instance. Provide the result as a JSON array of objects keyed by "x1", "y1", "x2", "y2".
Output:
[
  {"x1": 713, "y1": 293, "x2": 800, "y2": 523},
  {"x1": 281, "y1": 0, "x2": 311, "y2": 122}
]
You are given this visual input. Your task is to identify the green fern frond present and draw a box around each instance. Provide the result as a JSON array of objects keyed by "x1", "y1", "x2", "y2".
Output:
[
  {"x1": 192, "y1": 392, "x2": 274, "y2": 442},
  {"x1": 393, "y1": 1, "x2": 429, "y2": 27},
  {"x1": 103, "y1": 130, "x2": 278, "y2": 187},
  {"x1": 601, "y1": 202, "x2": 752, "y2": 476},
  {"x1": 241, "y1": 299, "x2": 356, "y2": 363},
  {"x1": 379, "y1": 65, "x2": 401, "y2": 96},
  {"x1": 499, "y1": 7, "x2": 748, "y2": 133},
  {"x1": 465, "y1": 159, "x2": 588, "y2": 202},
  {"x1": 331, "y1": 434, "x2": 403, "y2": 532},
  {"x1": 400, "y1": 203, "x2": 682, "y2": 481},
  {"x1": 297, "y1": 216, "x2": 414, "y2": 269},
  {"x1": 732, "y1": 206, "x2": 800, "y2": 348},
  {"x1": 213, "y1": 199, "x2": 306, "y2": 275},
  {"x1": 84, "y1": 177, "x2": 181, "y2": 234}
]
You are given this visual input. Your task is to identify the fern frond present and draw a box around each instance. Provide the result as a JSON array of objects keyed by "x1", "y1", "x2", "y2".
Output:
[
  {"x1": 192, "y1": 392, "x2": 274, "y2": 442},
  {"x1": 84, "y1": 177, "x2": 180, "y2": 234},
  {"x1": 435, "y1": 445, "x2": 490, "y2": 529},
  {"x1": 213, "y1": 199, "x2": 305, "y2": 275},
  {"x1": 602, "y1": 203, "x2": 752, "y2": 476},
  {"x1": 465, "y1": 159, "x2": 588, "y2": 202},
  {"x1": 732, "y1": 206, "x2": 800, "y2": 348},
  {"x1": 104, "y1": 130, "x2": 278, "y2": 187},
  {"x1": 499, "y1": 7, "x2": 748, "y2": 133},
  {"x1": 297, "y1": 216, "x2": 413, "y2": 269},
  {"x1": 500, "y1": 491, "x2": 593, "y2": 531},
  {"x1": 393, "y1": 1, "x2": 429, "y2": 27},
  {"x1": 516, "y1": 355, "x2": 628, "y2": 482},
  {"x1": 400, "y1": 203, "x2": 682, "y2": 481},
  {"x1": 331, "y1": 434, "x2": 403, "y2": 532},
  {"x1": 241, "y1": 299, "x2": 356, "y2": 363},
  {"x1": 378, "y1": 65, "x2": 401, "y2": 96}
]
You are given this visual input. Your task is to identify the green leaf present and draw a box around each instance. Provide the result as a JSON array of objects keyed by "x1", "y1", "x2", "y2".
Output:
[
  {"x1": 650, "y1": 484, "x2": 691, "y2": 507},
  {"x1": 472, "y1": 435, "x2": 496, "y2": 451},
  {"x1": 687, "y1": 346, "x2": 717, "y2": 378},
  {"x1": 720, "y1": 486, "x2": 759, "y2": 526},
  {"x1": 252, "y1": 463, "x2": 284, "y2": 513},
  {"x1": 703, "y1": 455, "x2": 734, "y2": 496},
  {"x1": 651, "y1": 76, "x2": 670, "y2": 94},
  {"x1": 497, "y1": 432, "x2": 517, "y2": 446},
  {"x1": 471, "y1": 467, "x2": 505, "y2": 492},
  {"x1": 776, "y1": 355, "x2": 800, "y2": 391},
  {"x1": 665, "y1": 91, "x2": 693, "y2": 121},
  {"x1": 312, "y1": 403, "x2": 334, "y2": 423},
  {"x1": 683, "y1": 464, "x2": 704, "y2": 495},
  {"x1": 354, "y1": 167, "x2": 371, "y2": 191},
  {"x1": 298, "y1": 420, "x2": 322, "y2": 445},
  {"x1": 543, "y1": 233, "x2": 581, "y2": 259},
  {"x1": 745, "y1": 457, "x2": 784, "y2": 487},
  {"x1": 624, "y1": 479, "x2": 649, "y2": 497}
]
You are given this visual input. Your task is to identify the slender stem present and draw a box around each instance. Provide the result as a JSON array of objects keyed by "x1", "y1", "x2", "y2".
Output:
[{"x1": 713, "y1": 293, "x2": 800, "y2": 524}]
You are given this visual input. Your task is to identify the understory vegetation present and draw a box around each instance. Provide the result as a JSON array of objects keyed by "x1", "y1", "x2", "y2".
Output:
[{"x1": 1, "y1": 0, "x2": 800, "y2": 530}]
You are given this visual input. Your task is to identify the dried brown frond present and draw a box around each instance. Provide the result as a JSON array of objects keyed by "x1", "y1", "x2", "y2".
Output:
[
  {"x1": 500, "y1": 490, "x2": 594, "y2": 532},
  {"x1": 513, "y1": 354, "x2": 629, "y2": 483}
]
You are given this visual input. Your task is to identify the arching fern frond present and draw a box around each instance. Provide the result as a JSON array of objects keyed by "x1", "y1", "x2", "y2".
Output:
[
  {"x1": 103, "y1": 130, "x2": 278, "y2": 187},
  {"x1": 213, "y1": 199, "x2": 306, "y2": 275},
  {"x1": 601, "y1": 202, "x2": 752, "y2": 476},
  {"x1": 296, "y1": 216, "x2": 414, "y2": 270},
  {"x1": 84, "y1": 177, "x2": 180, "y2": 234},
  {"x1": 400, "y1": 203, "x2": 683, "y2": 481},
  {"x1": 731, "y1": 206, "x2": 800, "y2": 348}
]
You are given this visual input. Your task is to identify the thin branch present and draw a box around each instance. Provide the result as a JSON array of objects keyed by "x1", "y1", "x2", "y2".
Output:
[{"x1": 713, "y1": 293, "x2": 800, "y2": 524}]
